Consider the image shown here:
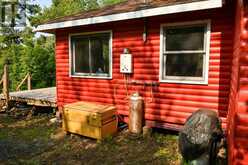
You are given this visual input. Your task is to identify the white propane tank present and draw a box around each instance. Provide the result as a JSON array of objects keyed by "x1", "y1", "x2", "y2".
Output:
[{"x1": 129, "y1": 92, "x2": 143, "y2": 134}]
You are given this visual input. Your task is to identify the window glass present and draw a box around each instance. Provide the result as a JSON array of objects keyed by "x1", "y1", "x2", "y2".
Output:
[
  {"x1": 165, "y1": 53, "x2": 203, "y2": 77},
  {"x1": 165, "y1": 26, "x2": 205, "y2": 51},
  {"x1": 74, "y1": 38, "x2": 90, "y2": 73},
  {"x1": 161, "y1": 22, "x2": 209, "y2": 83},
  {"x1": 91, "y1": 35, "x2": 109, "y2": 74},
  {"x1": 71, "y1": 32, "x2": 111, "y2": 77}
]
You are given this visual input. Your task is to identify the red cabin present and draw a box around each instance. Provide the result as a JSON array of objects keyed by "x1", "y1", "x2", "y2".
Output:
[{"x1": 36, "y1": 0, "x2": 248, "y2": 164}]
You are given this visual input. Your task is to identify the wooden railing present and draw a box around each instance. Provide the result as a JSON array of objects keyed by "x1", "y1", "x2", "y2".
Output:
[
  {"x1": 16, "y1": 73, "x2": 31, "y2": 91},
  {"x1": 0, "y1": 64, "x2": 10, "y2": 110},
  {"x1": 0, "y1": 64, "x2": 32, "y2": 110}
]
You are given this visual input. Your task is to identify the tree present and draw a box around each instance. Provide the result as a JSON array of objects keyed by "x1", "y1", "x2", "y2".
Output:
[
  {"x1": 31, "y1": 0, "x2": 126, "y2": 26},
  {"x1": 100, "y1": 0, "x2": 124, "y2": 6},
  {"x1": 0, "y1": 0, "x2": 126, "y2": 91},
  {"x1": 31, "y1": 0, "x2": 99, "y2": 26},
  {"x1": 19, "y1": 31, "x2": 55, "y2": 89},
  {"x1": 0, "y1": 0, "x2": 55, "y2": 90}
]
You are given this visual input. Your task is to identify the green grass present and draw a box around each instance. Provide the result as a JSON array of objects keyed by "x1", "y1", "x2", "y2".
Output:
[{"x1": 0, "y1": 114, "x2": 181, "y2": 165}]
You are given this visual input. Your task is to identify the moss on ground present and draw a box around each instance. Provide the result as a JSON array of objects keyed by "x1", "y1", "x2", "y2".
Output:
[{"x1": 0, "y1": 114, "x2": 181, "y2": 165}]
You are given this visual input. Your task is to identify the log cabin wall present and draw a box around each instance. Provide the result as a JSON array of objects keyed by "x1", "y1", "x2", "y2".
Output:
[
  {"x1": 55, "y1": 3, "x2": 234, "y2": 130},
  {"x1": 227, "y1": 0, "x2": 248, "y2": 164}
]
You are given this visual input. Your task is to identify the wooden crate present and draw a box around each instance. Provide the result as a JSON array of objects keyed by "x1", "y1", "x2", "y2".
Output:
[{"x1": 62, "y1": 101, "x2": 117, "y2": 139}]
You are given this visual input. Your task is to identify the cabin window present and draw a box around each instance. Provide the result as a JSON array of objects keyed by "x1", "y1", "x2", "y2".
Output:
[
  {"x1": 70, "y1": 32, "x2": 112, "y2": 78},
  {"x1": 160, "y1": 21, "x2": 210, "y2": 84}
]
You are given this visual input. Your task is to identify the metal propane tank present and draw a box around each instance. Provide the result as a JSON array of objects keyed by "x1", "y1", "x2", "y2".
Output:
[{"x1": 129, "y1": 92, "x2": 143, "y2": 134}]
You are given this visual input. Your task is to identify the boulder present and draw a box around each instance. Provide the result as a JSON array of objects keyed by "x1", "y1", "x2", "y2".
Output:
[{"x1": 179, "y1": 109, "x2": 223, "y2": 162}]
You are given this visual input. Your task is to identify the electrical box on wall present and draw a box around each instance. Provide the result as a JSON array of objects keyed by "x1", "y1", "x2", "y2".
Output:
[{"x1": 120, "y1": 53, "x2": 133, "y2": 73}]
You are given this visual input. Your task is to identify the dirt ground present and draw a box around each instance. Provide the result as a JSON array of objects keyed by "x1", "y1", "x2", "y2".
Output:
[{"x1": 0, "y1": 113, "x2": 181, "y2": 165}]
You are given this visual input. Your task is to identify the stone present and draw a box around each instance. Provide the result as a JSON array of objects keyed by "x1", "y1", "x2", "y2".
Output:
[
  {"x1": 179, "y1": 109, "x2": 223, "y2": 162},
  {"x1": 49, "y1": 117, "x2": 58, "y2": 123}
]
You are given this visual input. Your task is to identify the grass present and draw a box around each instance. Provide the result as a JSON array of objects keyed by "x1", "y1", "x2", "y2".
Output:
[{"x1": 0, "y1": 113, "x2": 181, "y2": 165}]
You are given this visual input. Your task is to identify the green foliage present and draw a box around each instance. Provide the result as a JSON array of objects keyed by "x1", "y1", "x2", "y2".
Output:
[
  {"x1": 31, "y1": 0, "x2": 99, "y2": 26},
  {"x1": 100, "y1": 0, "x2": 125, "y2": 6},
  {"x1": 31, "y1": 0, "x2": 126, "y2": 26},
  {"x1": 0, "y1": 0, "x2": 41, "y2": 27},
  {"x1": 0, "y1": 0, "x2": 55, "y2": 91},
  {"x1": 0, "y1": 27, "x2": 55, "y2": 91},
  {"x1": 0, "y1": 0, "x2": 125, "y2": 91},
  {"x1": 20, "y1": 33, "x2": 55, "y2": 89}
]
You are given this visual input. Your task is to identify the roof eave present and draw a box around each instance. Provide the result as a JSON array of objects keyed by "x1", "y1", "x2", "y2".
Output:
[{"x1": 34, "y1": 0, "x2": 223, "y2": 33}]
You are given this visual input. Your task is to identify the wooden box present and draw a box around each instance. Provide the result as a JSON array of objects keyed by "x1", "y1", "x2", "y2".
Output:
[{"x1": 62, "y1": 101, "x2": 117, "y2": 139}]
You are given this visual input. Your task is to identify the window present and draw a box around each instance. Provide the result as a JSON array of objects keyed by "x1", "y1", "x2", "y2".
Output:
[
  {"x1": 160, "y1": 21, "x2": 210, "y2": 84},
  {"x1": 70, "y1": 32, "x2": 112, "y2": 78}
]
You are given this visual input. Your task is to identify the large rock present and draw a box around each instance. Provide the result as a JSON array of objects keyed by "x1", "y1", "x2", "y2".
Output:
[{"x1": 179, "y1": 109, "x2": 223, "y2": 162}]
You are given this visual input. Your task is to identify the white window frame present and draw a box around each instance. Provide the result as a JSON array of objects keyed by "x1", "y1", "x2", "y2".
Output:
[
  {"x1": 69, "y1": 30, "x2": 112, "y2": 79},
  {"x1": 159, "y1": 20, "x2": 211, "y2": 85}
]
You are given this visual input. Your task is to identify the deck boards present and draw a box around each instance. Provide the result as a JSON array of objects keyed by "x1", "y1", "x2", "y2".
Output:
[{"x1": 0, "y1": 87, "x2": 57, "y2": 107}]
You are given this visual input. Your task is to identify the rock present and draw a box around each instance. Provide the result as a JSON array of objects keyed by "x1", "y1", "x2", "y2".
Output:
[
  {"x1": 50, "y1": 117, "x2": 58, "y2": 123},
  {"x1": 179, "y1": 109, "x2": 223, "y2": 162}
]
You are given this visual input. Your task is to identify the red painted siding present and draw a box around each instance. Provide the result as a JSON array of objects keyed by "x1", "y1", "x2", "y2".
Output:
[
  {"x1": 227, "y1": 1, "x2": 248, "y2": 164},
  {"x1": 55, "y1": 4, "x2": 234, "y2": 130}
]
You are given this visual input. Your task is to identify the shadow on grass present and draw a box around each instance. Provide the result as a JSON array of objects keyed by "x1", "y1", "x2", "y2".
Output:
[{"x1": 0, "y1": 114, "x2": 180, "y2": 165}]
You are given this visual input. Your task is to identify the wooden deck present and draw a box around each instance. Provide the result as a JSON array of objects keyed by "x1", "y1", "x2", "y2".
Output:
[{"x1": 0, "y1": 87, "x2": 57, "y2": 107}]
